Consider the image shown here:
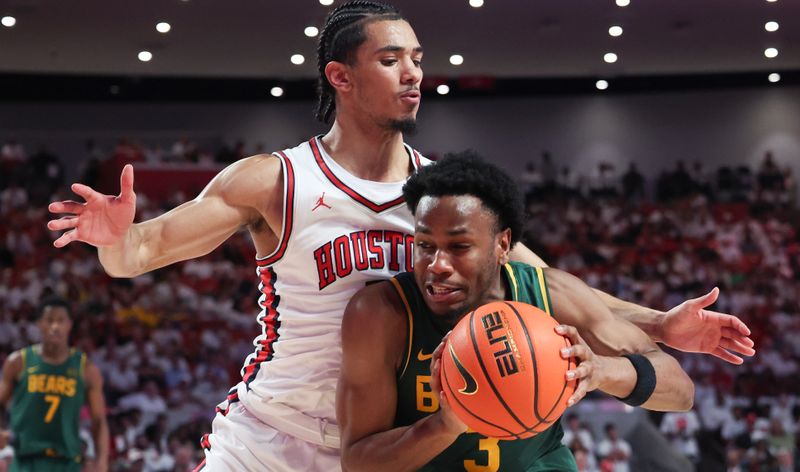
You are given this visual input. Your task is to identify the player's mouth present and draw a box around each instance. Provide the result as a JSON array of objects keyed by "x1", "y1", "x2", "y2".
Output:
[
  {"x1": 425, "y1": 282, "x2": 463, "y2": 304},
  {"x1": 399, "y1": 90, "x2": 421, "y2": 105}
]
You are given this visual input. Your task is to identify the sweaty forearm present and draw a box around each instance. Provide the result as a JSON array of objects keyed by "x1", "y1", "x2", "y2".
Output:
[
  {"x1": 592, "y1": 289, "x2": 666, "y2": 342},
  {"x1": 343, "y1": 415, "x2": 460, "y2": 472}
]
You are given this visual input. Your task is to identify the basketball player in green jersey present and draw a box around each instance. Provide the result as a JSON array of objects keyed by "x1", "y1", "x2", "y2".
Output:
[
  {"x1": 0, "y1": 297, "x2": 108, "y2": 472},
  {"x1": 337, "y1": 152, "x2": 699, "y2": 471}
]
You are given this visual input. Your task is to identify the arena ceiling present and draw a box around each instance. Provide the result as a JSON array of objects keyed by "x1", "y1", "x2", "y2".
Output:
[{"x1": 1, "y1": 0, "x2": 798, "y2": 80}]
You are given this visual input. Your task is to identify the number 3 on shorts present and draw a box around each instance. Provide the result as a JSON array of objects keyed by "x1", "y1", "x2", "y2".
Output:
[{"x1": 463, "y1": 436, "x2": 499, "y2": 472}]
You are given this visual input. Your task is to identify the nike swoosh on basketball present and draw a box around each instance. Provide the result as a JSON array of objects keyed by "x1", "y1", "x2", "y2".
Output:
[
  {"x1": 448, "y1": 343, "x2": 478, "y2": 395},
  {"x1": 417, "y1": 349, "x2": 433, "y2": 361}
]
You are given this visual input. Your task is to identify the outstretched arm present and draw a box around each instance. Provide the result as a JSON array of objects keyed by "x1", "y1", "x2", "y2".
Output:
[
  {"x1": 545, "y1": 268, "x2": 695, "y2": 412},
  {"x1": 337, "y1": 284, "x2": 465, "y2": 472},
  {"x1": 510, "y1": 243, "x2": 754, "y2": 364},
  {"x1": 48, "y1": 155, "x2": 281, "y2": 278}
]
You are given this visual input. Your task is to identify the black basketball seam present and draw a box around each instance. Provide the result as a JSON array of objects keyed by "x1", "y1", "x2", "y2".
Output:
[
  {"x1": 504, "y1": 301, "x2": 543, "y2": 427},
  {"x1": 442, "y1": 315, "x2": 520, "y2": 439},
  {"x1": 504, "y1": 301, "x2": 570, "y2": 434},
  {"x1": 468, "y1": 307, "x2": 530, "y2": 435}
]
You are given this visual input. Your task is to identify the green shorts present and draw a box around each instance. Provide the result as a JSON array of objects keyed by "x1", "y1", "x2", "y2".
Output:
[
  {"x1": 525, "y1": 444, "x2": 578, "y2": 472},
  {"x1": 10, "y1": 456, "x2": 81, "y2": 472}
]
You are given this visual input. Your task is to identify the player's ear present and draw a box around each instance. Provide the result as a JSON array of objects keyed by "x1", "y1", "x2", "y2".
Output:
[
  {"x1": 496, "y1": 228, "x2": 511, "y2": 265},
  {"x1": 325, "y1": 61, "x2": 352, "y2": 93}
]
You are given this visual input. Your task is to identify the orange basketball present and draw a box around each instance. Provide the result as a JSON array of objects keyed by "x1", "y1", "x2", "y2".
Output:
[{"x1": 440, "y1": 301, "x2": 576, "y2": 440}]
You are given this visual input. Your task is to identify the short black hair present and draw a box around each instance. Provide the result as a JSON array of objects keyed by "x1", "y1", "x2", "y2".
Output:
[
  {"x1": 403, "y1": 151, "x2": 523, "y2": 246},
  {"x1": 37, "y1": 296, "x2": 71, "y2": 319},
  {"x1": 315, "y1": 1, "x2": 404, "y2": 124}
]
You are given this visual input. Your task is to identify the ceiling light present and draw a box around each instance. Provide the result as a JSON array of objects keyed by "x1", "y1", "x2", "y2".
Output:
[
  {"x1": 437, "y1": 84, "x2": 450, "y2": 95},
  {"x1": 270, "y1": 87, "x2": 284, "y2": 97},
  {"x1": 1, "y1": 16, "x2": 15, "y2": 27},
  {"x1": 604, "y1": 52, "x2": 618, "y2": 63},
  {"x1": 304, "y1": 26, "x2": 319, "y2": 37},
  {"x1": 616, "y1": 0, "x2": 630, "y2": 6},
  {"x1": 290, "y1": 54, "x2": 305, "y2": 65},
  {"x1": 766, "y1": 0, "x2": 777, "y2": 2},
  {"x1": 768, "y1": 73, "x2": 781, "y2": 83},
  {"x1": 469, "y1": 0, "x2": 484, "y2": 7},
  {"x1": 608, "y1": 26, "x2": 623, "y2": 37},
  {"x1": 319, "y1": 0, "x2": 334, "y2": 5},
  {"x1": 156, "y1": 22, "x2": 171, "y2": 33},
  {"x1": 138, "y1": 51, "x2": 153, "y2": 62},
  {"x1": 764, "y1": 47, "x2": 778, "y2": 58},
  {"x1": 765, "y1": 21, "x2": 779, "y2": 32},
  {"x1": 596, "y1": 80, "x2": 609, "y2": 90},
  {"x1": 449, "y1": 54, "x2": 464, "y2": 66}
]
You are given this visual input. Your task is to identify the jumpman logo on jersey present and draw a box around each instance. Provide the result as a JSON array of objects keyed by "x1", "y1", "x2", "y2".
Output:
[{"x1": 312, "y1": 192, "x2": 332, "y2": 212}]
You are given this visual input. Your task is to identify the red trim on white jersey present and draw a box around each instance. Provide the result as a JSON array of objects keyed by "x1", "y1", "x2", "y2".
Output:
[
  {"x1": 309, "y1": 137, "x2": 416, "y2": 214},
  {"x1": 256, "y1": 151, "x2": 295, "y2": 267},
  {"x1": 241, "y1": 267, "x2": 281, "y2": 387}
]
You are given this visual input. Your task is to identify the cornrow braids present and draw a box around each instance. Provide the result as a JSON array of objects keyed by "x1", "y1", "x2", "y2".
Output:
[{"x1": 315, "y1": 1, "x2": 403, "y2": 124}]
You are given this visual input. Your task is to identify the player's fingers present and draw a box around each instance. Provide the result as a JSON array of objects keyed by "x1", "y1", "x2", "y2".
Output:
[
  {"x1": 719, "y1": 337, "x2": 756, "y2": 357},
  {"x1": 555, "y1": 324, "x2": 581, "y2": 344},
  {"x1": 567, "y1": 381, "x2": 588, "y2": 407},
  {"x1": 712, "y1": 347, "x2": 743, "y2": 365},
  {"x1": 47, "y1": 217, "x2": 79, "y2": 231},
  {"x1": 119, "y1": 164, "x2": 137, "y2": 203},
  {"x1": 562, "y1": 344, "x2": 591, "y2": 362},
  {"x1": 722, "y1": 313, "x2": 751, "y2": 336},
  {"x1": 48, "y1": 201, "x2": 85, "y2": 215},
  {"x1": 430, "y1": 359, "x2": 444, "y2": 393},
  {"x1": 53, "y1": 230, "x2": 79, "y2": 248},
  {"x1": 570, "y1": 362, "x2": 594, "y2": 383},
  {"x1": 71, "y1": 183, "x2": 101, "y2": 202},
  {"x1": 721, "y1": 327, "x2": 755, "y2": 347},
  {"x1": 433, "y1": 332, "x2": 451, "y2": 360},
  {"x1": 691, "y1": 286, "x2": 719, "y2": 309}
]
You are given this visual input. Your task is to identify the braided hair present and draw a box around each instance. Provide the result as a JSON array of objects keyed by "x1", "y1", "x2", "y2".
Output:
[{"x1": 315, "y1": 1, "x2": 403, "y2": 124}]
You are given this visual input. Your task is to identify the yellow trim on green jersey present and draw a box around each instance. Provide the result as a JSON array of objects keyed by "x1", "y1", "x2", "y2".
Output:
[
  {"x1": 503, "y1": 263, "x2": 519, "y2": 301},
  {"x1": 534, "y1": 267, "x2": 552, "y2": 316},
  {"x1": 390, "y1": 277, "x2": 415, "y2": 379}
]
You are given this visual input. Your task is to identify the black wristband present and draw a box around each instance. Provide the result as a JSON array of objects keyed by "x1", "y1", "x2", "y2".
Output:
[{"x1": 614, "y1": 353, "x2": 657, "y2": 407}]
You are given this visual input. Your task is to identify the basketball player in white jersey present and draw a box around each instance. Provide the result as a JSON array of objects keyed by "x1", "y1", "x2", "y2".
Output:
[{"x1": 47, "y1": 2, "x2": 754, "y2": 470}]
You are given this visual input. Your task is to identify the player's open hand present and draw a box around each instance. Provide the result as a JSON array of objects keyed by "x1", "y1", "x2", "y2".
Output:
[
  {"x1": 556, "y1": 325, "x2": 603, "y2": 407},
  {"x1": 430, "y1": 333, "x2": 468, "y2": 437},
  {"x1": 47, "y1": 164, "x2": 137, "y2": 248},
  {"x1": 660, "y1": 287, "x2": 755, "y2": 364}
]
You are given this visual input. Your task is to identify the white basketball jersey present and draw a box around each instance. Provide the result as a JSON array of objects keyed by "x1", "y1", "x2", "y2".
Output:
[{"x1": 231, "y1": 136, "x2": 431, "y2": 431}]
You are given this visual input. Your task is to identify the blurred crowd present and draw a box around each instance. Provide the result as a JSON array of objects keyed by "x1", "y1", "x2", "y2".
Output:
[
  {"x1": 1, "y1": 139, "x2": 798, "y2": 471},
  {"x1": 523, "y1": 152, "x2": 799, "y2": 471}
]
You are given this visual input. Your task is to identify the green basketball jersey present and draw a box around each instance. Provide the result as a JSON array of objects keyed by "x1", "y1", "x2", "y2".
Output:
[
  {"x1": 10, "y1": 345, "x2": 86, "y2": 462},
  {"x1": 391, "y1": 262, "x2": 578, "y2": 471}
]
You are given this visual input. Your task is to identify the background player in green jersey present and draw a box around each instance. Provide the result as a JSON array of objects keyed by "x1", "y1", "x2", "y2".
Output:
[
  {"x1": 0, "y1": 297, "x2": 108, "y2": 472},
  {"x1": 337, "y1": 152, "x2": 701, "y2": 471}
]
